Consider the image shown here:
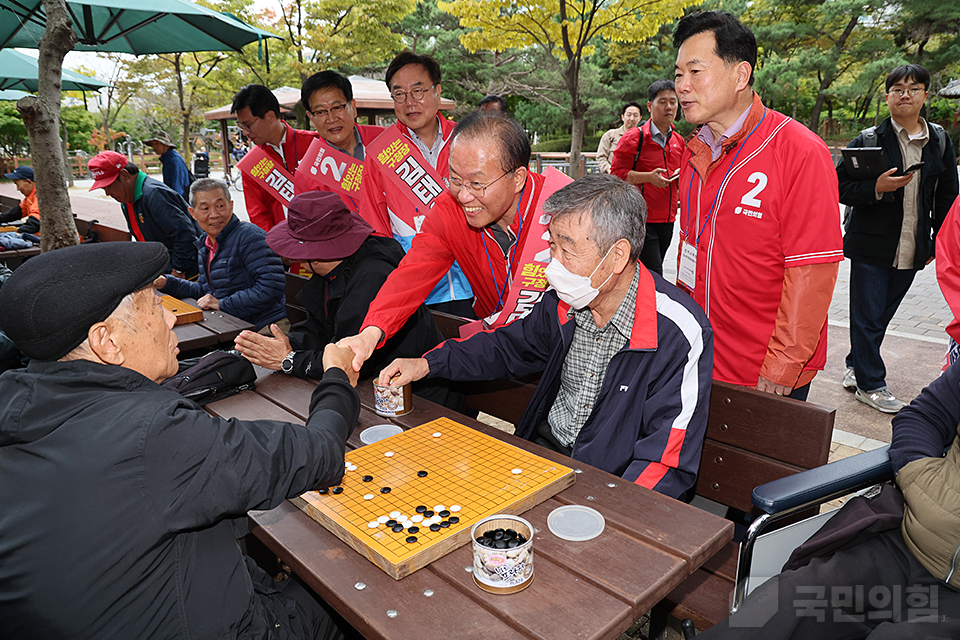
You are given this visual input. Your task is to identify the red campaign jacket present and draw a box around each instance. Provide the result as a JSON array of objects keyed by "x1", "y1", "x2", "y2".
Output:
[
  {"x1": 610, "y1": 120, "x2": 685, "y2": 223},
  {"x1": 937, "y1": 196, "x2": 960, "y2": 343},
  {"x1": 358, "y1": 114, "x2": 456, "y2": 238},
  {"x1": 242, "y1": 122, "x2": 319, "y2": 231},
  {"x1": 361, "y1": 172, "x2": 547, "y2": 342},
  {"x1": 678, "y1": 95, "x2": 843, "y2": 387},
  {"x1": 292, "y1": 124, "x2": 385, "y2": 212}
]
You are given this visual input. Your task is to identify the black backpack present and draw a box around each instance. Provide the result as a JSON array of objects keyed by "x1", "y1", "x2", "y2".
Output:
[{"x1": 161, "y1": 350, "x2": 256, "y2": 405}]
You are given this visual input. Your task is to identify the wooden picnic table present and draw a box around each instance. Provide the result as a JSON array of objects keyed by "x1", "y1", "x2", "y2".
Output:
[
  {"x1": 0, "y1": 245, "x2": 40, "y2": 270},
  {"x1": 207, "y1": 371, "x2": 735, "y2": 640},
  {"x1": 170, "y1": 297, "x2": 254, "y2": 355}
]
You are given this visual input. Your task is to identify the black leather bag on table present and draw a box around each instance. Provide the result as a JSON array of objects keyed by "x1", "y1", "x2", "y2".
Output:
[{"x1": 161, "y1": 350, "x2": 256, "y2": 406}]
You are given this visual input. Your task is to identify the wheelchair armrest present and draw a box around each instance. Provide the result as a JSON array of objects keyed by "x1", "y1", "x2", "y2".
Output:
[{"x1": 752, "y1": 445, "x2": 892, "y2": 514}]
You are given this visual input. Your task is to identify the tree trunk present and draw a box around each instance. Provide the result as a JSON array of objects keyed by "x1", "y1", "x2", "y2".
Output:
[
  {"x1": 17, "y1": 0, "x2": 79, "y2": 252},
  {"x1": 173, "y1": 53, "x2": 192, "y2": 164}
]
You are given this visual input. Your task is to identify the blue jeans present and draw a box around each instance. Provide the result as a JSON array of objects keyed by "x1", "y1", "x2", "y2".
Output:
[{"x1": 845, "y1": 261, "x2": 917, "y2": 392}]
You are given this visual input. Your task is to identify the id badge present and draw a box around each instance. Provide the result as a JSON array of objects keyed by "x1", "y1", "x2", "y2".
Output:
[{"x1": 678, "y1": 241, "x2": 697, "y2": 290}]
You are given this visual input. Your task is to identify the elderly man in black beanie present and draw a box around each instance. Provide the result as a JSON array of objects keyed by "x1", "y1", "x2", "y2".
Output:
[{"x1": 0, "y1": 242, "x2": 361, "y2": 640}]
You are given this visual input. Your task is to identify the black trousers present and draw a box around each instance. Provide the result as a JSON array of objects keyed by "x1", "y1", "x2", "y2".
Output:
[
  {"x1": 639, "y1": 221, "x2": 675, "y2": 276},
  {"x1": 698, "y1": 528, "x2": 960, "y2": 639}
]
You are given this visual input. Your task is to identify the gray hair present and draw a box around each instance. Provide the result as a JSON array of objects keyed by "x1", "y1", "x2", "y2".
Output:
[
  {"x1": 543, "y1": 173, "x2": 646, "y2": 261},
  {"x1": 189, "y1": 178, "x2": 231, "y2": 207},
  {"x1": 61, "y1": 291, "x2": 141, "y2": 361}
]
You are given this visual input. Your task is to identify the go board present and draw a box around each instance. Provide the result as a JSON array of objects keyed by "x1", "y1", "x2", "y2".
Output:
[
  {"x1": 161, "y1": 295, "x2": 204, "y2": 325},
  {"x1": 292, "y1": 417, "x2": 576, "y2": 579}
]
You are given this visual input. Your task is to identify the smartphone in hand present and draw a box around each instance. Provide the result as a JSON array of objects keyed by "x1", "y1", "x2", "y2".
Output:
[{"x1": 904, "y1": 162, "x2": 924, "y2": 174}]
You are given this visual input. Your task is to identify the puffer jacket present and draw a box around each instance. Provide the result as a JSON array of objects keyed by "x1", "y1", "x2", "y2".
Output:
[
  {"x1": 891, "y1": 360, "x2": 960, "y2": 589},
  {"x1": 162, "y1": 215, "x2": 287, "y2": 330}
]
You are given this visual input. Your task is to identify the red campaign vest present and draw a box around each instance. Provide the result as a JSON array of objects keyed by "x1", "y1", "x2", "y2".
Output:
[
  {"x1": 459, "y1": 167, "x2": 573, "y2": 337},
  {"x1": 365, "y1": 128, "x2": 445, "y2": 236},
  {"x1": 295, "y1": 137, "x2": 365, "y2": 212},
  {"x1": 633, "y1": 121, "x2": 685, "y2": 223},
  {"x1": 237, "y1": 146, "x2": 295, "y2": 206}
]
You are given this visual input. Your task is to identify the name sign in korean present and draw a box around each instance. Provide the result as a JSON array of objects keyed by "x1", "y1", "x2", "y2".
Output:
[
  {"x1": 238, "y1": 146, "x2": 296, "y2": 206},
  {"x1": 366, "y1": 130, "x2": 446, "y2": 232},
  {"x1": 296, "y1": 137, "x2": 364, "y2": 209}
]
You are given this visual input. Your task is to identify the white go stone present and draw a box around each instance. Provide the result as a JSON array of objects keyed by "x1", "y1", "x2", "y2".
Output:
[
  {"x1": 377, "y1": 515, "x2": 389, "y2": 524},
  {"x1": 511, "y1": 468, "x2": 523, "y2": 475},
  {"x1": 384, "y1": 451, "x2": 395, "y2": 458},
  {"x1": 434, "y1": 505, "x2": 445, "y2": 512},
  {"x1": 389, "y1": 511, "x2": 401, "y2": 519},
  {"x1": 363, "y1": 494, "x2": 375, "y2": 500},
  {"x1": 450, "y1": 505, "x2": 462, "y2": 512},
  {"x1": 411, "y1": 515, "x2": 424, "y2": 523},
  {"x1": 367, "y1": 521, "x2": 379, "y2": 529},
  {"x1": 432, "y1": 432, "x2": 442, "y2": 438}
]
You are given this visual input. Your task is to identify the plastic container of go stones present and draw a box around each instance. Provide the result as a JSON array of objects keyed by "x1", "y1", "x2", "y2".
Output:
[
  {"x1": 471, "y1": 514, "x2": 534, "y2": 594},
  {"x1": 372, "y1": 380, "x2": 412, "y2": 417}
]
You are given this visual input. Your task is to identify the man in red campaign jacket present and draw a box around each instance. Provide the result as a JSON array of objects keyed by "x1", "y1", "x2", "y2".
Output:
[
  {"x1": 232, "y1": 84, "x2": 318, "y2": 231},
  {"x1": 611, "y1": 79, "x2": 686, "y2": 275},
  {"x1": 293, "y1": 70, "x2": 384, "y2": 212},
  {"x1": 673, "y1": 12, "x2": 842, "y2": 400},
  {"x1": 358, "y1": 51, "x2": 473, "y2": 316}
]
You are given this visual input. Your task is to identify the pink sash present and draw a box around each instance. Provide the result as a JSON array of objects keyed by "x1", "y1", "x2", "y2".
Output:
[
  {"x1": 295, "y1": 137, "x2": 365, "y2": 205},
  {"x1": 237, "y1": 146, "x2": 295, "y2": 206},
  {"x1": 365, "y1": 129, "x2": 445, "y2": 234}
]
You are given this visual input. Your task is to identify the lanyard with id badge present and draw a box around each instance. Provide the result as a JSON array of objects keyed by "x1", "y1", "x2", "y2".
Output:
[{"x1": 678, "y1": 108, "x2": 767, "y2": 294}]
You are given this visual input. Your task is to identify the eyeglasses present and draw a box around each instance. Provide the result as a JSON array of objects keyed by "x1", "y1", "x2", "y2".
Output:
[
  {"x1": 888, "y1": 88, "x2": 925, "y2": 98},
  {"x1": 391, "y1": 83, "x2": 439, "y2": 104},
  {"x1": 308, "y1": 103, "x2": 348, "y2": 119},
  {"x1": 449, "y1": 169, "x2": 514, "y2": 197},
  {"x1": 236, "y1": 118, "x2": 258, "y2": 132}
]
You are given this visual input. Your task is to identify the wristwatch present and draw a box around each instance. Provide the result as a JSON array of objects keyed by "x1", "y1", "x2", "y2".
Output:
[{"x1": 280, "y1": 351, "x2": 296, "y2": 374}]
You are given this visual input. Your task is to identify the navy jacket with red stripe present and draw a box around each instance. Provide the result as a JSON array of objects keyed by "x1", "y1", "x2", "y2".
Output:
[{"x1": 424, "y1": 264, "x2": 713, "y2": 499}]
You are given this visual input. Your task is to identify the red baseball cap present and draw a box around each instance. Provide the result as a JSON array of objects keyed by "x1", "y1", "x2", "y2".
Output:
[{"x1": 87, "y1": 151, "x2": 129, "y2": 191}]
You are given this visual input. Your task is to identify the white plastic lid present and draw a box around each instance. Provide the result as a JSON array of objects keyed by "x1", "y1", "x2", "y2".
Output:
[
  {"x1": 547, "y1": 505, "x2": 606, "y2": 541},
  {"x1": 359, "y1": 424, "x2": 402, "y2": 445}
]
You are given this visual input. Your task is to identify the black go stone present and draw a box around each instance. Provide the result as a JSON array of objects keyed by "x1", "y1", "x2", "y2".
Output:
[
  {"x1": 448, "y1": 516, "x2": 460, "y2": 524},
  {"x1": 505, "y1": 529, "x2": 517, "y2": 539},
  {"x1": 439, "y1": 510, "x2": 450, "y2": 517},
  {"x1": 429, "y1": 524, "x2": 441, "y2": 532},
  {"x1": 492, "y1": 531, "x2": 504, "y2": 541},
  {"x1": 391, "y1": 524, "x2": 404, "y2": 533},
  {"x1": 417, "y1": 471, "x2": 428, "y2": 477},
  {"x1": 517, "y1": 534, "x2": 527, "y2": 544},
  {"x1": 362, "y1": 475, "x2": 373, "y2": 482},
  {"x1": 494, "y1": 539, "x2": 508, "y2": 550},
  {"x1": 483, "y1": 530, "x2": 496, "y2": 540},
  {"x1": 507, "y1": 539, "x2": 520, "y2": 549},
  {"x1": 439, "y1": 521, "x2": 450, "y2": 528},
  {"x1": 385, "y1": 519, "x2": 397, "y2": 527},
  {"x1": 415, "y1": 505, "x2": 427, "y2": 513},
  {"x1": 408, "y1": 526, "x2": 419, "y2": 534},
  {"x1": 332, "y1": 487, "x2": 343, "y2": 495},
  {"x1": 317, "y1": 488, "x2": 328, "y2": 494},
  {"x1": 380, "y1": 487, "x2": 391, "y2": 494},
  {"x1": 423, "y1": 510, "x2": 434, "y2": 518},
  {"x1": 406, "y1": 536, "x2": 418, "y2": 543}
]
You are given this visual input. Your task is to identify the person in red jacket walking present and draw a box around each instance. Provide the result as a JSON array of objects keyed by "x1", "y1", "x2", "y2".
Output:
[{"x1": 610, "y1": 79, "x2": 685, "y2": 275}]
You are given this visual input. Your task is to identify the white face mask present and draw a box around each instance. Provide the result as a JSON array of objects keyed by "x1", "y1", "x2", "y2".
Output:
[{"x1": 544, "y1": 245, "x2": 615, "y2": 309}]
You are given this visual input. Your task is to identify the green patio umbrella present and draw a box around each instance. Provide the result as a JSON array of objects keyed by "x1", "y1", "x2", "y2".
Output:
[
  {"x1": 0, "y1": 0, "x2": 278, "y2": 55},
  {"x1": 0, "y1": 49, "x2": 109, "y2": 92},
  {"x1": 0, "y1": 89, "x2": 31, "y2": 100}
]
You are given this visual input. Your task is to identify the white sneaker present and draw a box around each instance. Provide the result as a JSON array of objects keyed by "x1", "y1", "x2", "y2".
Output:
[
  {"x1": 855, "y1": 388, "x2": 907, "y2": 414},
  {"x1": 842, "y1": 367, "x2": 857, "y2": 391}
]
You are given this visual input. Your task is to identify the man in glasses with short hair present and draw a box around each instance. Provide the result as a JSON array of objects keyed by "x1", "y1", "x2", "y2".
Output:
[
  {"x1": 339, "y1": 112, "x2": 558, "y2": 374},
  {"x1": 839, "y1": 63, "x2": 959, "y2": 413},
  {"x1": 295, "y1": 71, "x2": 385, "y2": 213},
  {"x1": 231, "y1": 84, "x2": 319, "y2": 231},
  {"x1": 358, "y1": 51, "x2": 474, "y2": 317}
]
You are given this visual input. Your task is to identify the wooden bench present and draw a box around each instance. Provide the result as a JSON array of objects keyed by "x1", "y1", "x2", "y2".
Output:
[
  {"x1": 73, "y1": 217, "x2": 132, "y2": 243},
  {"x1": 652, "y1": 381, "x2": 835, "y2": 634},
  {"x1": 0, "y1": 194, "x2": 19, "y2": 211}
]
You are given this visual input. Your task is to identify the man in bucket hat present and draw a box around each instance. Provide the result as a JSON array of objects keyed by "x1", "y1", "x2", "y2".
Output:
[
  {"x1": 144, "y1": 131, "x2": 191, "y2": 199},
  {"x1": 88, "y1": 150, "x2": 201, "y2": 280},
  {"x1": 234, "y1": 191, "x2": 445, "y2": 383},
  {"x1": 0, "y1": 241, "x2": 360, "y2": 639}
]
